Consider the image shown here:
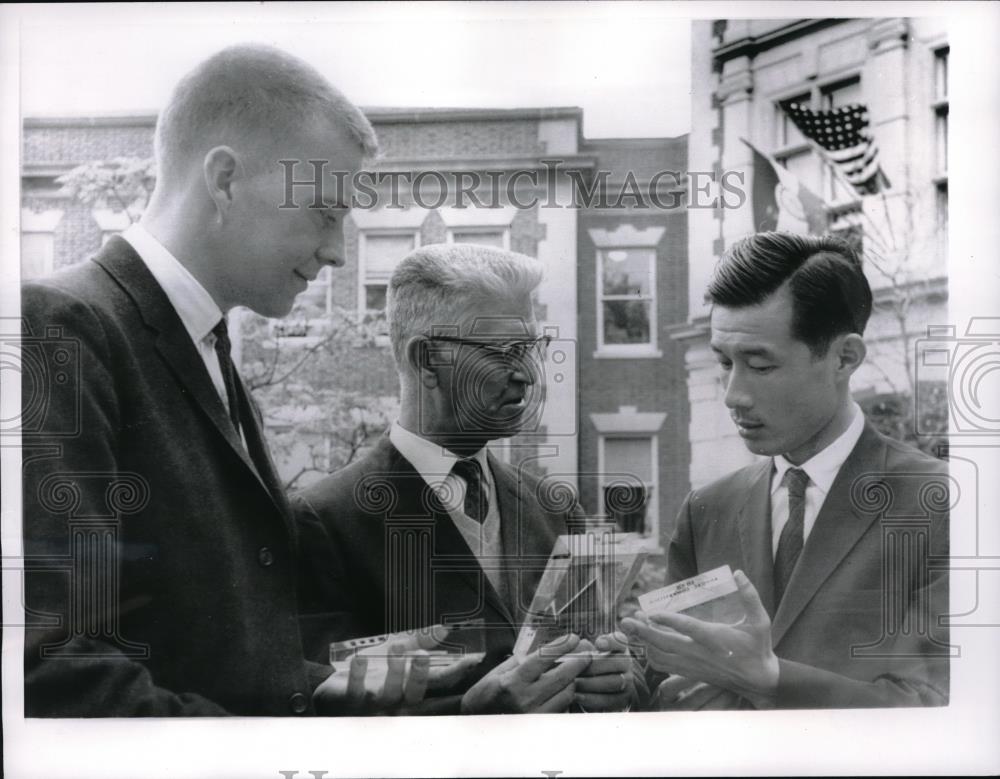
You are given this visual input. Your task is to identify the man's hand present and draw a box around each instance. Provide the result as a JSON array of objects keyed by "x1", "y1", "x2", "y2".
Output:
[
  {"x1": 622, "y1": 570, "x2": 779, "y2": 708},
  {"x1": 460, "y1": 634, "x2": 591, "y2": 714},
  {"x1": 313, "y1": 643, "x2": 437, "y2": 715},
  {"x1": 572, "y1": 632, "x2": 636, "y2": 712},
  {"x1": 653, "y1": 675, "x2": 743, "y2": 711}
]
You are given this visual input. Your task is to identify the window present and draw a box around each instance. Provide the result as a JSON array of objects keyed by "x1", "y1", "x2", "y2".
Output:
[
  {"x1": 600, "y1": 436, "x2": 656, "y2": 537},
  {"x1": 821, "y1": 78, "x2": 863, "y2": 201},
  {"x1": 448, "y1": 228, "x2": 508, "y2": 248},
  {"x1": 21, "y1": 232, "x2": 55, "y2": 280},
  {"x1": 934, "y1": 46, "x2": 949, "y2": 103},
  {"x1": 773, "y1": 77, "x2": 865, "y2": 202},
  {"x1": 821, "y1": 77, "x2": 861, "y2": 111},
  {"x1": 20, "y1": 209, "x2": 63, "y2": 280},
  {"x1": 775, "y1": 93, "x2": 810, "y2": 149},
  {"x1": 936, "y1": 182, "x2": 948, "y2": 250},
  {"x1": 933, "y1": 47, "x2": 949, "y2": 178},
  {"x1": 597, "y1": 248, "x2": 656, "y2": 351},
  {"x1": 360, "y1": 231, "x2": 419, "y2": 318}
]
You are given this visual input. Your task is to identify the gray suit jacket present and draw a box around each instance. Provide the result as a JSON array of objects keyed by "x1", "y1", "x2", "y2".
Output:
[{"x1": 667, "y1": 423, "x2": 950, "y2": 708}]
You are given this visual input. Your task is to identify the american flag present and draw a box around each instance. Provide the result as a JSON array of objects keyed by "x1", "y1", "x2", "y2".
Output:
[{"x1": 783, "y1": 102, "x2": 890, "y2": 195}]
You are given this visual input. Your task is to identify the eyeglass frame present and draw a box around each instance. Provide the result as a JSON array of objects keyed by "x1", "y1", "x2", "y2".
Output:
[{"x1": 421, "y1": 333, "x2": 552, "y2": 363}]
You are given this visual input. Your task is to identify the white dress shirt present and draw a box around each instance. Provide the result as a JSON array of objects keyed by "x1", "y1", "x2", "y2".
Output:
[
  {"x1": 770, "y1": 402, "x2": 865, "y2": 559},
  {"x1": 389, "y1": 421, "x2": 508, "y2": 604},
  {"x1": 120, "y1": 224, "x2": 232, "y2": 417}
]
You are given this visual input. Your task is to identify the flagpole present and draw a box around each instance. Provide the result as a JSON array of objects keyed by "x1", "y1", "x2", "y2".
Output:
[
  {"x1": 801, "y1": 138, "x2": 895, "y2": 253},
  {"x1": 879, "y1": 188, "x2": 899, "y2": 254}
]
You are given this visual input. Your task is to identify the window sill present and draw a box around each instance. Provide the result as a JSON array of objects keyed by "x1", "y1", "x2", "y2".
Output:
[{"x1": 593, "y1": 348, "x2": 663, "y2": 360}]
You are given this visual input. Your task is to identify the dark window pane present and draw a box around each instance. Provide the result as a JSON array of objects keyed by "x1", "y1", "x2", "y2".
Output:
[
  {"x1": 365, "y1": 284, "x2": 387, "y2": 312},
  {"x1": 603, "y1": 300, "x2": 651, "y2": 344}
]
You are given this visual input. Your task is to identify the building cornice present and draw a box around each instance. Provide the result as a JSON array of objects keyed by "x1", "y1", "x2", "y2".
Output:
[
  {"x1": 712, "y1": 18, "x2": 848, "y2": 66},
  {"x1": 24, "y1": 113, "x2": 158, "y2": 128},
  {"x1": 365, "y1": 106, "x2": 584, "y2": 125},
  {"x1": 373, "y1": 154, "x2": 598, "y2": 174},
  {"x1": 24, "y1": 106, "x2": 585, "y2": 129}
]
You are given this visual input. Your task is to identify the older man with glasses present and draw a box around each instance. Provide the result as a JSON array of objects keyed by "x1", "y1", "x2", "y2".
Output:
[{"x1": 294, "y1": 242, "x2": 642, "y2": 714}]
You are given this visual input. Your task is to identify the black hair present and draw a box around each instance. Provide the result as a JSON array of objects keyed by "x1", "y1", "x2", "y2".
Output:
[{"x1": 707, "y1": 231, "x2": 873, "y2": 355}]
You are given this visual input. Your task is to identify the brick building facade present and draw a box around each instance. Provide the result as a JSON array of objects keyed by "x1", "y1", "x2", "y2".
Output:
[
  {"x1": 681, "y1": 18, "x2": 949, "y2": 488},
  {"x1": 21, "y1": 107, "x2": 690, "y2": 551}
]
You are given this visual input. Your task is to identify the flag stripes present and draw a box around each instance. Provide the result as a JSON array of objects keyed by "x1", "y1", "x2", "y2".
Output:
[{"x1": 783, "y1": 102, "x2": 889, "y2": 194}]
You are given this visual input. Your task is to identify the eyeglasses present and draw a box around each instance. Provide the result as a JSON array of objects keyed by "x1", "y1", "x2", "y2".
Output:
[{"x1": 425, "y1": 334, "x2": 552, "y2": 363}]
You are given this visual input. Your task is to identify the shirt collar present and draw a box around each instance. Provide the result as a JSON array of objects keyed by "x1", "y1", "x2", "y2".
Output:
[
  {"x1": 389, "y1": 421, "x2": 490, "y2": 488},
  {"x1": 772, "y1": 402, "x2": 865, "y2": 496},
  {"x1": 121, "y1": 223, "x2": 223, "y2": 344}
]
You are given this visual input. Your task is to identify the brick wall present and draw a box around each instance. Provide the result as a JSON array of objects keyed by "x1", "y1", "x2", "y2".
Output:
[
  {"x1": 577, "y1": 205, "x2": 690, "y2": 549},
  {"x1": 374, "y1": 120, "x2": 544, "y2": 160}
]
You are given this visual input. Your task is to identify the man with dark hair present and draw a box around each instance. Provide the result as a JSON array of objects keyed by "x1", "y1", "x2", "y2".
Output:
[
  {"x1": 21, "y1": 44, "x2": 423, "y2": 716},
  {"x1": 625, "y1": 231, "x2": 949, "y2": 709}
]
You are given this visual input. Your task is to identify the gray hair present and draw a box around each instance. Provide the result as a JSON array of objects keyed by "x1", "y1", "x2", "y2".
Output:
[
  {"x1": 387, "y1": 243, "x2": 545, "y2": 366},
  {"x1": 154, "y1": 43, "x2": 378, "y2": 186}
]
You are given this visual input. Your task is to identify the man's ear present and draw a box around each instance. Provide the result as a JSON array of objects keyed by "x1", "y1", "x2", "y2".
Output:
[
  {"x1": 203, "y1": 146, "x2": 240, "y2": 221},
  {"x1": 834, "y1": 333, "x2": 867, "y2": 378},
  {"x1": 404, "y1": 335, "x2": 439, "y2": 389}
]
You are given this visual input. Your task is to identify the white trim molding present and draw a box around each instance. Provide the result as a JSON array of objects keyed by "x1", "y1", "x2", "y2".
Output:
[
  {"x1": 589, "y1": 406, "x2": 667, "y2": 435},
  {"x1": 587, "y1": 224, "x2": 665, "y2": 249}
]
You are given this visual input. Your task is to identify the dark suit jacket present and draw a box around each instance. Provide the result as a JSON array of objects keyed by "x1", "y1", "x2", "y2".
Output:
[
  {"x1": 21, "y1": 237, "x2": 327, "y2": 716},
  {"x1": 294, "y1": 436, "x2": 593, "y2": 710},
  {"x1": 667, "y1": 423, "x2": 950, "y2": 708}
]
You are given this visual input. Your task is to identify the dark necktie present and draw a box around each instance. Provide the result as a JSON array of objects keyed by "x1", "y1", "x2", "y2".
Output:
[
  {"x1": 211, "y1": 318, "x2": 287, "y2": 513},
  {"x1": 774, "y1": 467, "x2": 810, "y2": 608},
  {"x1": 211, "y1": 318, "x2": 242, "y2": 434},
  {"x1": 452, "y1": 457, "x2": 488, "y2": 523}
]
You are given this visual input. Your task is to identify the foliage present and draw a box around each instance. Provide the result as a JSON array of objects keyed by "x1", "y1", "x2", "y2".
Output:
[
  {"x1": 56, "y1": 157, "x2": 156, "y2": 222},
  {"x1": 860, "y1": 383, "x2": 949, "y2": 459},
  {"x1": 239, "y1": 299, "x2": 399, "y2": 490}
]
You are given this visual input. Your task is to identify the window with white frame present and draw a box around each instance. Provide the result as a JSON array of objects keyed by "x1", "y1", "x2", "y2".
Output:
[
  {"x1": 359, "y1": 231, "x2": 419, "y2": 345},
  {"x1": 20, "y1": 209, "x2": 63, "y2": 280},
  {"x1": 598, "y1": 248, "x2": 656, "y2": 350},
  {"x1": 439, "y1": 205, "x2": 515, "y2": 253},
  {"x1": 448, "y1": 227, "x2": 508, "y2": 249},
  {"x1": 600, "y1": 435, "x2": 656, "y2": 537}
]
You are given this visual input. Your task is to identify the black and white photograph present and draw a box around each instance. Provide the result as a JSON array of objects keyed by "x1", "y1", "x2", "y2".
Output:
[{"x1": 2, "y1": 2, "x2": 998, "y2": 777}]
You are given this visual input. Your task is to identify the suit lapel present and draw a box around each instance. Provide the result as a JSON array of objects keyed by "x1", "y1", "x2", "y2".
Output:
[
  {"x1": 735, "y1": 459, "x2": 778, "y2": 619},
  {"x1": 771, "y1": 424, "x2": 888, "y2": 646},
  {"x1": 492, "y1": 456, "x2": 561, "y2": 627},
  {"x1": 93, "y1": 238, "x2": 285, "y2": 516},
  {"x1": 382, "y1": 442, "x2": 516, "y2": 630}
]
